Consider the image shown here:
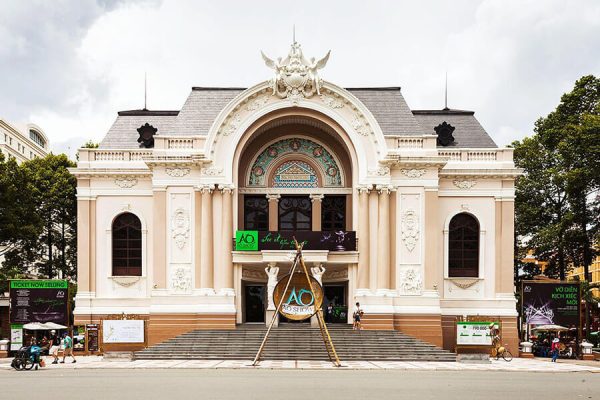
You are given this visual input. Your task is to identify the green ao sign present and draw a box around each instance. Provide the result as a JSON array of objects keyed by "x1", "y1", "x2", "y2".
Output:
[{"x1": 235, "y1": 230, "x2": 259, "y2": 251}]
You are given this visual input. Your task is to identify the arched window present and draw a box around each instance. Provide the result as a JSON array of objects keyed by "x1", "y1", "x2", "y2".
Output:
[
  {"x1": 112, "y1": 213, "x2": 142, "y2": 276},
  {"x1": 448, "y1": 213, "x2": 479, "y2": 278},
  {"x1": 278, "y1": 196, "x2": 312, "y2": 231}
]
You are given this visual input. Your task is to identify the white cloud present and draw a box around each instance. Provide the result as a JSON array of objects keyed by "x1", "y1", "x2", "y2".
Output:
[{"x1": 0, "y1": 0, "x2": 598, "y2": 156}]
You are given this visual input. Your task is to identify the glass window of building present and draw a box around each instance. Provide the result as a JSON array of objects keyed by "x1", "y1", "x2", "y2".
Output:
[
  {"x1": 112, "y1": 212, "x2": 142, "y2": 276},
  {"x1": 278, "y1": 195, "x2": 311, "y2": 231},
  {"x1": 448, "y1": 213, "x2": 479, "y2": 277},
  {"x1": 321, "y1": 195, "x2": 346, "y2": 231},
  {"x1": 29, "y1": 130, "x2": 46, "y2": 148},
  {"x1": 244, "y1": 195, "x2": 269, "y2": 230}
]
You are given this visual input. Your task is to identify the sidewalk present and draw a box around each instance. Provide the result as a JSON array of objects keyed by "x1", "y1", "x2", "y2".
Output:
[{"x1": 1, "y1": 356, "x2": 599, "y2": 372}]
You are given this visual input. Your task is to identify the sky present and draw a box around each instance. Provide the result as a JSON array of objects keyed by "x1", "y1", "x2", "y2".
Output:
[{"x1": 1, "y1": 0, "x2": 599, "y2": 158}]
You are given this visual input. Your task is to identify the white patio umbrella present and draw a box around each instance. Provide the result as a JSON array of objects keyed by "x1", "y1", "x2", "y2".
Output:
[
  {"x1": 531, "y1": 324, "x2": 569, "y2": 332},
  {"x1": 23, "y1": 322, "x2": 67, "y2": 331}
]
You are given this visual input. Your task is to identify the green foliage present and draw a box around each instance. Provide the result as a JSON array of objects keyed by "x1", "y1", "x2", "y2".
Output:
[
  {"x1": 514, "y1": 75, "x2": 600, "y2": 281},
  {"x1": 81, "y1": 140, "x2": 99, "y2": 149},
  {"x1": 0, "y1": 154, "x2": 77, "y2": 290}
]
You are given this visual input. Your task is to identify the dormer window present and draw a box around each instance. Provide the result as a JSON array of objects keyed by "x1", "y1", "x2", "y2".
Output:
[
  {"x1": 137, "y1": 123, "x2": 158, "y2": 148},
  {"x1": 434, "y1": 121, "x2": 456, "y2": 146}
]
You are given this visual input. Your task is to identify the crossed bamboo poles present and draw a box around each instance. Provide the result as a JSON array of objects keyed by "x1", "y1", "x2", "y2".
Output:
[{"x1": 252, "y1": 239, "x2": 341, "y2": 367}]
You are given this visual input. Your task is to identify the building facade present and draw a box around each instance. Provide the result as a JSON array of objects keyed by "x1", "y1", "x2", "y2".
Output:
[
  {"x1": 72, "y1": 42, "x2": 520, "y2": 352},
  {"x1": 0, "y1": 119, "x2": 49, "y2": 163}
]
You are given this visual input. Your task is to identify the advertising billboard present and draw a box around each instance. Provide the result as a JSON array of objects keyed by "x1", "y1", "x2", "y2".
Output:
[
  {"x1": 522, "y1": 281, "x2": 580, "y2": 327},
  {"x1": 9, "y1": 280, "x2": 69, "y2": 325},
  {"x1": 235, "y1": 231, "x2": 357, "y2": 251}
]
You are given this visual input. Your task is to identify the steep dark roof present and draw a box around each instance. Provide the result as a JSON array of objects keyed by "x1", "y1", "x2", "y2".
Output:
[
  {"x1": 412, "y1": 109, "x2": 497, "y2": 148},
  {"x1": 99, "y1": 112, "x2": 178, "y2": 149}
]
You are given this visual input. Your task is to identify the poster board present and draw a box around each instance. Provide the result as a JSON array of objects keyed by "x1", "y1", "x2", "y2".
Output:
[
  {"x1": 456, "y1": 321, "x2": 495, "y2": 346},
  {"x1": 10, "y1": 324, "x2": 23, "y2": 351},
  {"x1": 9, "y1": 280, "x2": 69, "y2": 325},
  {"x1": 86, "y1": 324, "x2": 99, "y2": 351},
  {"x1": 522, "y1": 281, "x2": 580, "y2": 326},
  {"x1": 102, "y1": 320, "x2": 144, "y2": 343}
]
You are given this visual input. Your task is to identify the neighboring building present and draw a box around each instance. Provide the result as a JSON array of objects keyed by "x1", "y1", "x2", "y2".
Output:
[
  {"x1": 0, "y1": 119, "x2": 49, "y2": 163},
  {"x1": 568, "y1": 256, "x2": 600, "y2": 298},
  {"x1": 71, "y1": 41, "x2": 521, "y2": 353}
]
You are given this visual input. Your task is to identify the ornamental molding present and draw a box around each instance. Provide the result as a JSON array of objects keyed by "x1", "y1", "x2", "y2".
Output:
[
  {"x1": 165, "y1": 167, "x2": 190, "y2": 177},
  {"x1": 261, "y1": 41, "x2": 330, "y2": 104},
  {"x1": 109, "y1": 276, "x2": 141, "y2": 288},
  {"x1": 171, "y1": 208, "x2": 190, "y2": 249},
  {"x1": 246, "y1": 96, "x2": 269, "y2": 111},
  {"x1": 170, "y1": 266, "x2": 192, "y2": 294},
  {"x1": 453, "y1": 180, "x2": 477, "y2": 190},
  {"x1": 114, "y1": 176, "x2": 138, "y2": 188},
  {"x1": 351, "y1": 114, "x2": 370, "y2": 136},
  {"x1": 369, "y1": 166, "x2": 391, "y2": 177},
  {"x1": 223, "y1": 113, "x2": 242, "y2": 136},
  {"x1": 320, "y1": 93, "x2": 344, "y2": 109},
  {"x1": 201, "y1": 167, "x2": 223, "y2": 176},
  {"x1": 448, "y1": 279, "x2": 480, "y2": 290},
  {"x1": 401, "y1": 209, "x2": 420, "y2": 252},
  {"x1": 324, "y1": 269, "x2": 348, "y2": 281},
  {"x1": 398, "y1": 267, "x2": 423, "y2": 295},
  {"x1": 401, "y1": 168, "x2": 426, "y2": 178}
]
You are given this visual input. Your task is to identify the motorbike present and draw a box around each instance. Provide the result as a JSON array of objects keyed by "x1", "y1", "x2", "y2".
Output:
[{"x1": 11, "y1": 345, "x2": 43, "y2": 371}]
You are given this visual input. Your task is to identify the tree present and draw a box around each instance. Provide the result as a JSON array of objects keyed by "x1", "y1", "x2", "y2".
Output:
[
  {"x1": 1, "y1": 154, "x2": 77, "y2": 282},
  {"x1": 514, "y1": 75, "x2": 600, "y2": 337}
]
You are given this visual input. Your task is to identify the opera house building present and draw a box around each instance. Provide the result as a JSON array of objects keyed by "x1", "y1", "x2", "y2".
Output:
[{"x1": 72, "y1": 41, "x2": 520, "y2": 353}]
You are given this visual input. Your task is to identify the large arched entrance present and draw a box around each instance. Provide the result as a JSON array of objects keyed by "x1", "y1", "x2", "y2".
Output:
[{"x1": 232, "y1": 110, "x2": 359, "y2": 324}]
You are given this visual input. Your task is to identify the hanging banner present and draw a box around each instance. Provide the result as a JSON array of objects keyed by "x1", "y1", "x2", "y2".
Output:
[
  {"x1": 522, "y1": 281, "x2": 580, "y2": 326},
  {"x1": 273, "y1": 273, "x2": 323, "y2": 321},
  {"x1": 9, "y1": 280, "x2": 69, "y2": 325},
  {"x1": 235, "y1": 231, "x2": 356, "y2": 251}
]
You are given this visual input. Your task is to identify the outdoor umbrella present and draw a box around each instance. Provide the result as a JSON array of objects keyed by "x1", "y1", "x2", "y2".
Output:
[
  {"x1": 531, "y1": 324, "x2": 569, "y2": 332},
  {"x1": 23, "y1": 322, "x2": 67, "y2": 330}
]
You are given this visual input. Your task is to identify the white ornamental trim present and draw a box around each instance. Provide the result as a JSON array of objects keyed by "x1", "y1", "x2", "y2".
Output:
[
  {"x1": 165, "y1": 167, "x2": 190, "y2": 177},
  {"x1": 401, "y1": 168, "x2": 426, "y2": 178},
  {"x1": 398, "y1": 267, "x2": 423, "y2": 295},
  {"x1": 114, "y1": 177, "x2": 138, "y2": 188},
  {"x1": 171, "y1": 208, "x2": 190, "y2": 249},
  {"x1": 401, "y1": 209, "x2": 420, "y2": 252},
  {"x1": 246, "y1": 96, "x2": 269, "y2": 111},
  {"x1": 453, "y1": 180, "x2": 477, "y2": 189},
  {"x1": 170, "y1": 266, "x2": 192, "y2": 294},
  {"x1": 223, "y1": 113, "x2": 242, "y2": 136},
  {"x1": 351, "y1": 114, "x2": 370, "y2": 136},
  {"x1": 320, "y1": 94, "x2": 344, "y2": 109}
]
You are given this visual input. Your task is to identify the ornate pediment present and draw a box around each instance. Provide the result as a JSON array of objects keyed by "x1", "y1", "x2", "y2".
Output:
[{"x1": 261, "y1": 41, "x2": 330, "y2": 104}]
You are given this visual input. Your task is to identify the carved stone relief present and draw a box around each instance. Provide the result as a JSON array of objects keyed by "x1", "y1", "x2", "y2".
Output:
[
  {"x1": 401, "y1": 209, "x2": 420, "y2": 252},
  {"x1": 398, "y1": 267, "x2": 423, "y2": 295},
  {"x1": 246, "y1": 96, "x2": 269, "y2": 111},
  {"x1": 265, "y1": 264, "x2": 279, "y2": 310},
  {"x1": 171, "y1": 208, "x2": 190, "y2": 249},
  {"x1": 351, "y1": 114, "x2": 370, "y2": 136},
  {"x1": 311, "y1": 264, "x2": 326, "y2": 285},
  {"x1": 223, "y1": 113, "x2": 242, "y2": 136},
  {"x1": 170, "y1": 266, "x2": 192, "y2": 294},
  {"x1": 453, "y1": 180, "x2": 477, "y2": 190},
  {"x1": 166, "y1": 167, "x2": 190, "y2": 177},
  {"x1": 320, "y1": 94, "x2": 344, "y2": 109},
  {"x1": 114, "y1": 177, "x2": 138, "y2": 188},
  {"x1": 201, "y1": 167, "x2": 223, "y2": 176},
  {"x1": 242, "y1": 269, "x2": 265, "y2": 280},
  {"x1": 401, "y1": 169, "x2": 426, "y2": 178},
  {"x1": 369, "y1": 166, "x2": 391, "y2": 177},
  {"x1": 324, "y1": 269, "x2": 348, "y2": 281}
]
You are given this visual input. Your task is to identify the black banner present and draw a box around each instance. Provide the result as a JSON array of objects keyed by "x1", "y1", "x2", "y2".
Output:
[
  {"x1": 9, "y1": 280, "x2": 69, "y2": 325},
  {"x1": 87, "y1": 324, "x2": 99, "y2": 352},
  {"x1": 522, "y1": 281, "x2": 580, "y2": 327},
  {"x1": 255, "y1": 231, "x2": 356, "y2": 251}
]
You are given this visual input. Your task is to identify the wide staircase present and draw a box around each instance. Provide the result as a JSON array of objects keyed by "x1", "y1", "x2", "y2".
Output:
[{"x1": 135, "y1": 324, "x2": 456, "y2": 362}]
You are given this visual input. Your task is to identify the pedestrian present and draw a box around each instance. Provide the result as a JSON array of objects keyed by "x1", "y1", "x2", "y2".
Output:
[
  {"x1": 551, "y1": 337, "x2": 560, "y2": 362},
  {"x1": 48, "y1": 330, "x2": 61, "y2": 364},
  {"x1": 326, "y1": 303, "x2": 334, "y2": 323},
  {"x1": 352, "y1": 302, "x2": 363, "y2": 331},
  {"x1": 61, "y1": 332, "x2": 76, "y2": 364}
]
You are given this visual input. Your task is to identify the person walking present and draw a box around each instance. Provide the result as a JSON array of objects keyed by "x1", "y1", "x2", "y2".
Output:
[
  {"x1": 48, "y1": 330, "x2": 61, "y2": 364},
  {"x1": 326, "y1": 303, "x2": 334, "y2": 323},
  {"x1": 352, "y1": 302, "x2": 363, "y2": 331},
  {"x1": 551, "y1": 337, "x2": 560, "y2": 362},
  {"x1": 61, "y1": 332, "x2": 76, "y2": 364}
]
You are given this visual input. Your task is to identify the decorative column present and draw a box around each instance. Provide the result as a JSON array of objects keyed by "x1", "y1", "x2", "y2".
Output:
[
  {"x1": 89, "y1": 198, "x2": 97, "y2": 294},
  {"x1": 199, "y1": 185, "x2": 214, "y2": 295},
  {"x1": 219, "y1": 184, "x2": 235, "y2": 295},
  {"x1": 212, "y1": 187, "x2": 223, "y2": 291},
  {"x1": 76, "y1": 198, "x2": 90, "y2": 293},
  {"x1": 357, "y1": 186, "x2": 371, "y2": 294},
  {"x1": 194, "y1": 188, "x2": 202, "y2": 289},
  {"x1": 310, "y1": 194, "x2": 324, "y2": 231},
  {"x1": 266, "y1": 193, "x2": 280, "y2": 231},
  {"x1": 153, "y1": 188, "x2": 167, "y2": 289},
  {"x1": 376, "y1": 185, "x2": 391, "y2": 294},
  {"x1": 265, "y1": 263, "x2": 279, "y2": 327},
  {"x1": 368, "y1": 187, "x2": 379, "y2": 291},
  {"x1": 424, "y1": 188, "x2": 440, "y2": 291}
]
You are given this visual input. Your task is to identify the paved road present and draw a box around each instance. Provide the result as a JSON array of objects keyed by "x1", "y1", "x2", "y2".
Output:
[{"x1": 1, "y1": 369, "x2": 599, "y2": 400}]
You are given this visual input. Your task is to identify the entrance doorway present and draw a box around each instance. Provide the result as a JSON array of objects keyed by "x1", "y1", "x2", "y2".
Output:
[
  {"x1": 244, "y1": 285, "x2": 265, "y2": 323},
  {"x1": 323, "y1": 283, "x2": 348, "y2": 323}
]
